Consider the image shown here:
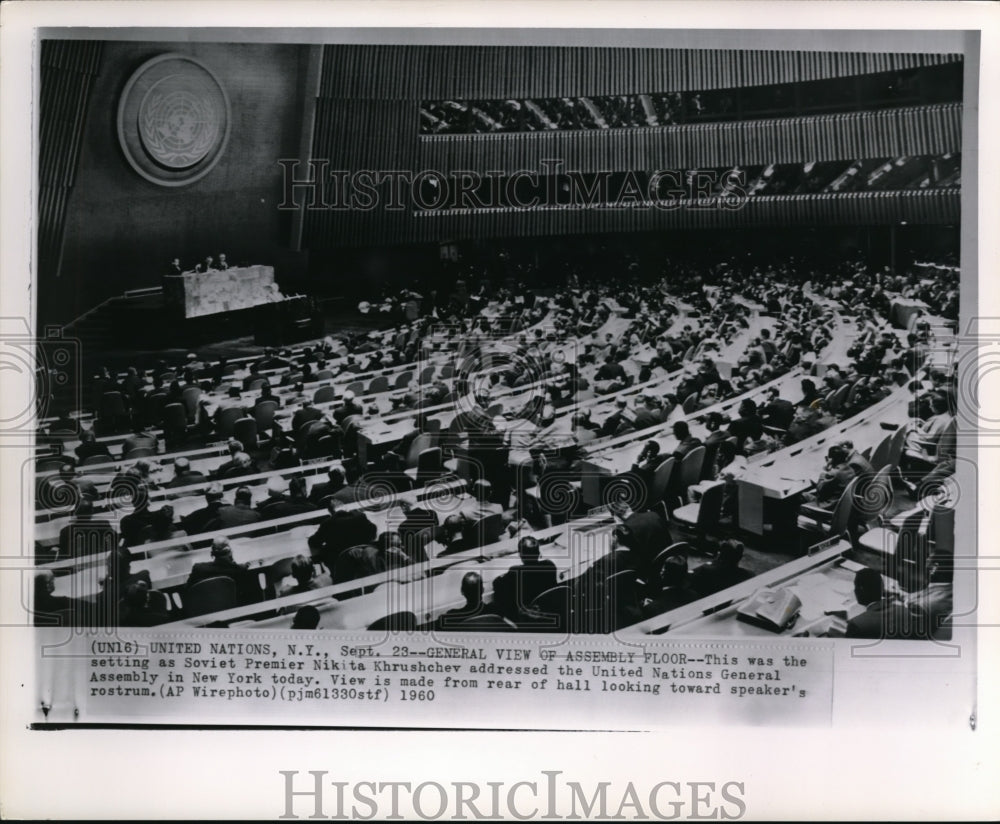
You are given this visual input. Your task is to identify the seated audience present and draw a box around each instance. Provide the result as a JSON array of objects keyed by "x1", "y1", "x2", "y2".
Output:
[
  {"x1": 688, "y1": 539, "x2": 753, "y2": 597},
  {"x1": 186, "y1": 537, "x2": 251, "y2": 587},
  {"x1": 279, "y1": 554, "x2": 333, "y2": 597}
]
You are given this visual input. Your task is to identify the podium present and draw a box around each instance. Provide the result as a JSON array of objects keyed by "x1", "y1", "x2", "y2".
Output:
[{"x1": 163, "y1": 265, "x2": 277, "y2": 319}]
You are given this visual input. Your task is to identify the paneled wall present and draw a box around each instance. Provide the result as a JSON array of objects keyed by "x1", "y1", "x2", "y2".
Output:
[
  {"x1": 319, "y1": 46, "x2": 958, "y2": 99},
  {"x1": 38, "y1": 41, "x2": 103, "y2": 289},
  {"x1": 302, "y1": 45, "x2": 963, "y2": 249}
]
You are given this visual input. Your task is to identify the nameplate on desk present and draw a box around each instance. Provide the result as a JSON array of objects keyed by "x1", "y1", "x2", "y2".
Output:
[{"x1": 808, "y1": 535, "x2": 844, "y2": 556}]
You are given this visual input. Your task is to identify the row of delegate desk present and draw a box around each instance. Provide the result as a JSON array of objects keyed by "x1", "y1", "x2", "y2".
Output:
[
  {"x1": 33, "y1": 301, "x2": 822, "y2": 560},
  {"x1": 40, "y1": 305, "x2": 559, "y2": 456},
  {"x1": 43, "y1": 396, "x2": 928, "y2": 634}
]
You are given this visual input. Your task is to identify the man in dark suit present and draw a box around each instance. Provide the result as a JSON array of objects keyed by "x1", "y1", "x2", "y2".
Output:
[
  {"x1": 760, "y1": 387, "x2": 795, "y2": 431},
  {"x1": 436, "y1": 571, "x2": 488, "y2": 629},
  {"x1": 212, "y1": 440, "x2": 246, "y2": 478},
  {"x1": 332, "y1": 390, "x2": 363, "y2": 424},
  {"x1": 291, "y1": 399, "x2": 324, "y2": 434},
  {"x1": 796, "y1": 379, "x2": 821, "y2": 409},
  {"x1": 727, "y1": 399, "x2": 763, "y2": 452},
  {"x1": 642, "y1": 554, "x2": 699, "y2": 618},
  {"x1": 689, "y1": 539, "x2": 753, "y2": 598},
  {"x1": 491, "y1": 535, "x2": 558, "y2": 621},
  {"x1": 256, "y1": 476, "x2": 292, "y2": 520},
  {"x1": 180, "y1": 483, "x2": 226, "y2": 535},
  {"x1": 118, "y1": 580, "x2": 170, "y2": 627},
  {"x1": 59, "y1": 498, "x2": 117, "y2": 560},
  {"x1": 398, "y1": 505, "x2": 440, "y2": 561},
  {"x1": 808, "y1": 444, "x2": 859, "y2": 509},
  {"x1": 307, "y1": 498, "x2": 377, "y2": 569},
  {"x1": 74, "y1": 429, "x2": 113, "y2": 464},
  {"x1": 846, "y1": 567, "x2": 920, "y2": 639},
  {"x1": 209, "y1": 486, "x2": 262, "y2": 530},
  {"x1": 598, "y1": 398, "x2": 630, "y2": 438},
  {"x1": 41, "y1": 464, "x2": 99, "y2": 509},
  {"x1": 186, "y1": 537, "x2": 251, "y2": 587},
  {"x1": 596, "y1": 355, "x2": 627, "y2": 384},
  {"x1": 164, "y1": 456, "x2": 207, "y2": 490},
  {"x1": 331, "y1": 531, "x2": 411, "y2": 585},
  {"x1": 308, "y1": 466, "x2": 347, "y2": 505},
  {"x1": 216, "y1": 452, "x2": 257, "y2": 481},
  {"x1": 435, "y1": 513, "x2": 477, "y2": 557},
  {"x1": 670, "y1": 420, "x2": 703, "y2": 460},
  {"x1": 258, "y1": 476, "x2": 316, "y2": 520},
  {"x1": 122, "y1": 423, "x2": 159, "y2": 456},
  {"x1": 632, "y1": 396, "x2": 662, "y2": 431}
]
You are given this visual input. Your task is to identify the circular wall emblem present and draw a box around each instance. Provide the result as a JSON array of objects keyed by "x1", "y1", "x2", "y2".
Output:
[{"x1": 117, "y1": 54, "x2": 231, "y2": 187}]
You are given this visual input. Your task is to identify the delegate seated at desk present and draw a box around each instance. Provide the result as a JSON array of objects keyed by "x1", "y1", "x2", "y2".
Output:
[
  {"x1": 801, "y1": 444, "x2": 859, "y2": 510},
  {"x1": 491, "y1": 535, "x2": 558, "y2": 622},
  {"x1": 437, "y1": 571, "x2": 489, "y2": 629},
  {"x1": 186, "y1": 537, "x2": 251, "y2": 587}
]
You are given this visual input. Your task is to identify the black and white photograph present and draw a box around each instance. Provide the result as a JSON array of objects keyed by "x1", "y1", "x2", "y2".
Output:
[{"x1": 1, "y1": 1, "x2": 998, "y2": 820}]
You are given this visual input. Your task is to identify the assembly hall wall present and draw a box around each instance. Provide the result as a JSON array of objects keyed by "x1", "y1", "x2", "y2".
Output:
[{"x1": 46, "y1": 42, "x2": 310, "y2": 325}]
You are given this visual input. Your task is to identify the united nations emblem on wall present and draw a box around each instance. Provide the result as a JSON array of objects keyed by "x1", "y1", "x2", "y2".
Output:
[{"x1": 117, "y1": 54, "x2": 230, "y2": 186}]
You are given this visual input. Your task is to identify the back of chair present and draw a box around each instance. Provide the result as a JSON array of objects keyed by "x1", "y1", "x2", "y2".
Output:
[
  {"x1": 368, "y1": 376, "x2": 390, "y2": 394},
  {"x1": 867, "y1": 432, "x2": 893, "y2": 472},
  {"x1": 418, "y1": 366, "x2": 435, "y2": 385},
  {"x1": 80, "y1": 454, "x2": 112, "y2": 468},
  {"x1": 405, "y1": 433, "x2": 434, "y2": 467},
  {"x1": 893, "y1": 512, "x2": 932, "y2": 592},
  {"x1": 394, "y1": 371, "x2": 414, "y2": 389},
  {"x1": 699, "y1": 439, "x2": 721, "y2": 480},
  {"x1": 681, "y1": 393, "x2": 700, "y2": 414},
  {"x1": 161, "y1": 402, "x2": 187, "y2": 435},
  {"x1": 415, "y1": 447, "x2": 443, "y2": 483},
  {"x1": 696, "y1": 481, "x2": 727, "y2": 531},
  {"x1": 677, "y1": 446, "x2": 706, "y2": 490},
  {"x1": 123, "y1": 446, "x2": 156, "y2": 460},
  {"x1": 828, "y1": 476, "x2": 861, "y2": 539},
  {"x1": 423, "y1": 418, "x2": 442, "y2": 434},
  {"x1": 253, "y1": 400, "x2": 278, "y2": 431},
  {"x1": 185, "y1": 576, "x2": 237, "y2": 618},
  {"x1": 648, "y1": 457, "x2": 676, "y2": 504},
  {"x1": 36, "y1": 455, "x2": 67, "y2": 473},
  {"x1": 181, "y1": 385, "x2": 202, "y2": 421},
  {"x1": 147, "y1": 589, "x2": 170, "y2": 614},
  {"x1": 827, "y1": 383, "x2": 850, "y2": 415},
  {"x1": 439, "y1": 364, "x2": 455, "y2": 380},
  {"x1": 528, "y1": 585, "x2": 571, "y2": 629},
  {"x1": 854, "y1": 465, "x2": 894, "y2": 526},
  {"x1": 232, "y1": 417, "x2": 258, "y2": 453},
  {"x1": 216, "y1": 406, "x2": 245, "y2": 437},
  {"x1": 345, "y1": 381, "x2": 365, "y2": 396},
  {"x1": 453, "y1": 613, "x2": 517, "y2": 631},
  {"x1": 367, "y1": 611, "x2": 417, "y2": 631},
  {"x1": 885, "y1": 425, "x2": 909, "y2": 470},
  {"x1": 313, "y1": 385, "x2": 336, "y2": 404},
  {"x1": 650, "y1": 541, "x2": 692, "y2": 583},
  {"x1": 935, "y1": 417, "x2": 957, "y2": 458},
  {"x1": 603, "y1": 568, "x2": 642, "y2": 630},
  {"x1": 314, "y1": 369, "x2": 333, "y2": 382},
  {"x1": 100, "y1": 391, "x2": 127, "y2": 418},
  {"x1": 471, "y1": 512, "x2": 504, "y2": 548}
]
